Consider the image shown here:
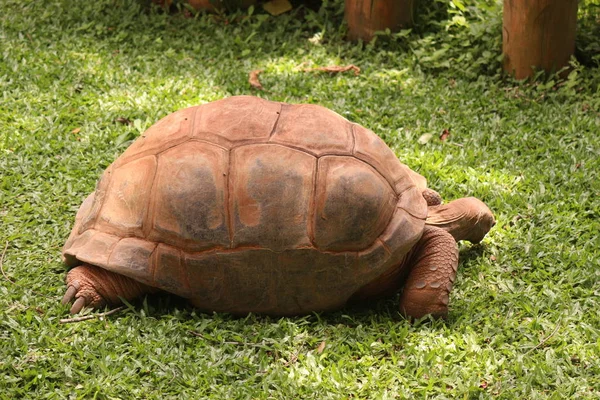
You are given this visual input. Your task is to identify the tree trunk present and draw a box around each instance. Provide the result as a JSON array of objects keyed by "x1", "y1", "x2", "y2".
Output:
[
  {"x1": 345, "y1": 0, "x2": 415, "y2": 42},
  {"x1": 503, "y1": 0, "x2": 578, "y2": 79}
]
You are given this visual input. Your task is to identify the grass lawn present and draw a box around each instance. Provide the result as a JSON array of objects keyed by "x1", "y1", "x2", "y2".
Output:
[{"x1": 1, "y1": 0, "x2": 599, "y2": 398}]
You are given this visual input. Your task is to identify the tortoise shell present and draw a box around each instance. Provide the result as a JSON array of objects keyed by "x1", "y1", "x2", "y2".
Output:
[{"x1": 62, "y1": 96, "x2": 428, "y2": 315}]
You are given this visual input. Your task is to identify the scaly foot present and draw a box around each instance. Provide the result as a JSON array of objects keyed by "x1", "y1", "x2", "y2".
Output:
[{"x1": 61, "y1": 263, "x2": 154, "y2": 314}]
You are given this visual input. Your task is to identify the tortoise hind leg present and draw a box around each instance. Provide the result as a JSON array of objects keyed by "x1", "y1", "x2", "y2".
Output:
[
  {"x1": 399, "y1": 226, "x2": 458, "y2": 319},
  {"x1": 62, "y1": 263, "x2": 155, "y2": 314}
]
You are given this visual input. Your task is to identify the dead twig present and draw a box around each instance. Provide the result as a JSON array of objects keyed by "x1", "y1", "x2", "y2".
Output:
[
  {"x1": 282, "y1": 350, "x2": 299, "y2": 367},
  {"x1": 524, "y1": 320, "x2": 562, "y2": 355},
  {"x1": 248, "y1": 69, "x2": 264, "y2": 90},
  {"x1": 59, "y1": 306, "x2": 126, "y2": 324},
  {"x1": 0, "y1": 241, "x2": 15, "y2": 285},
  {"x1": 316, "y1": 340, "x2": 326, "y2": 354},
  {"x1": 303, "y1": 64, "x2": 361, "y2": 76}
]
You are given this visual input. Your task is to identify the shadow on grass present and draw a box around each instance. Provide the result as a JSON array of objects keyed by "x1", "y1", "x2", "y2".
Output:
[
  {"x1": 458, "y1": 243, "x2": 487, "y2": 266},
  {"x1": 126, "y1": 289, "x2": 450, "y2": 333}
]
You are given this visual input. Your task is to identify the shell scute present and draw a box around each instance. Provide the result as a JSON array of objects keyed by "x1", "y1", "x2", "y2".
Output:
[
  {"x1": 184, "y1": 252, "x2": 227, "y2": 308},
  {"x1": 149, "y1": 141, "x2": 230, "y2": 251},
  {"x1": 80, "y1": 171, "x2": 110, "y2": 234},
  {"x1": 314, "y1": 156, "x2": 396, "y2": 251},
  {"x1": 230, "y1": 144, "x2": 315, "y2": 251},
  {"x1": 380, "y1": 208, "x2": 424, "y2": 260},
  {"x1": 64, "y1": 230, "x2": 119, "y2": 270},
  {"x1": 398, "y1": 187, "x2": 428, "y2": 219},
  {"x1": 115, "y1": 107, "x2": 196, "y2": 167},
  {"x1": 353, "y1": 124, "x2": 427, "y2": 219},
  {"x1": 107, "y1": 237, "x2": 156, "y2": 284},
  {"x1": 96, "y1": 156, "x2": 157, "y2": 237},
  {"x1": 270, "y1": 104, "x2": 353, "y2": 156},
  {"x1": 192, "y1": 96, "x2": 280, "y2": 147},
  {"x1": 352, "y1": 124, "x2": 405, "y2": 187},
  {"x1": 152, "y1": 244, "x2": 185, "y2": 294}
]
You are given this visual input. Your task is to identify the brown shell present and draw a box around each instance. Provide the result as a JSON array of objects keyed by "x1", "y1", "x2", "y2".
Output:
[{"x1": 63, "y1": 96, "x2": 428, "y2": 315}]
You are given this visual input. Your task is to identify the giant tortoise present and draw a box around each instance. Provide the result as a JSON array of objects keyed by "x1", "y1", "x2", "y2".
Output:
[{"x1": 61, "y1": 96, "x2": 495, "y2": 318}]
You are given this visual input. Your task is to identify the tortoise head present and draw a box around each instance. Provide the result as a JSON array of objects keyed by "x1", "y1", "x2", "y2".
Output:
[{"x1": 425, "y1": 197, "x2": 495, "y2": 244}]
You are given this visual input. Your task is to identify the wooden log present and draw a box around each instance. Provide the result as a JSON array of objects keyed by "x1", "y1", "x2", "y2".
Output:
[
  {"x1": 345, "y1": 0, "x2": 415, "y2": 42},
  {"x1": 503, "y1": 0, "x2": 578, "y2": 79}
]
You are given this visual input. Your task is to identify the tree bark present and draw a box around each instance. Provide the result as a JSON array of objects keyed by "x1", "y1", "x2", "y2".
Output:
[
  {"x1": 503, "y1": 0, "x2": 578, "y2": 79},
  {"x1": 345, "y1": 0, "x2": 415, "y2": 42}
]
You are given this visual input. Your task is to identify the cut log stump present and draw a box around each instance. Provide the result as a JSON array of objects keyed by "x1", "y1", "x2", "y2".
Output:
[
  {"x1": 345, "y1": 0, "x2": 415, "y2": 42},
  {"x1": 503, "y1": 0, "x2": 578, "y2": 79}
]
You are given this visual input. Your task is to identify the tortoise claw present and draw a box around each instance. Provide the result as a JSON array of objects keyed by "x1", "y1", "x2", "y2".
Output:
[
  {"x1": 70, "y1": 297, "x2": 88, "y2": 314},
  {"x1": 61, "y1": 281, "x2": 90, "y2": 314},
  {"x1": 61, "y1": 284, "x2": 78, "y2": 305}
]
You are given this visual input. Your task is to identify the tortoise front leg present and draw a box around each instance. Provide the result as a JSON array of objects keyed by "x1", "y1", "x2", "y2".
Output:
[
  {"x1": 399, "y1": 226, "x2": 458, "y2": 319},
  {"x1": 61, "y1": 263, "x2": 155, "y2": 314}
]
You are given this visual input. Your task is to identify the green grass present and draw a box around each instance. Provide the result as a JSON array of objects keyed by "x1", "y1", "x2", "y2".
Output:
[{"x1": 1, "y1": 0, "x2": 599, "y2": 398}]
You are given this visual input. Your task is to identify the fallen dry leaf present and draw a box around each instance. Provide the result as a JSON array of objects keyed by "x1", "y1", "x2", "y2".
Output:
[
  {"x1": 440, "y1": 129, "x2": 450, "y2": 141},
  {"x1": 249, "y1": 69, "x2": 264, "y2": 90},
  {"x1": 71, "y1": 127, "x2": 81, "y2": 134},
  {"x1": 115, "y1": 117, "x2": 132, "y2": 125},
  {"x1": 316, "y1": 340, "x2": 326, "y2": 354},
  {"x1": 418, "y1": 133, "x2": 433, "y2": 144},
  {"x1": 304, "y1": 64, "x2": 361, "y2": 76},
  {"x1": 263, "y1": 0, "x2": 292, "y2": 16},
  {"x1": 282, "y1": 351, "x2": 299, "y2": 367}
]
